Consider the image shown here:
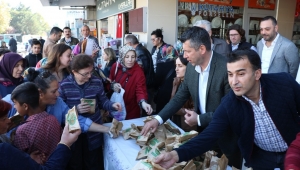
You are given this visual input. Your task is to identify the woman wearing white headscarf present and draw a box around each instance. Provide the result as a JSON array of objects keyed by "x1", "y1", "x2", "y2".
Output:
[{"x1": 109, "y1": 45, "x2": 152, "y2": 119}]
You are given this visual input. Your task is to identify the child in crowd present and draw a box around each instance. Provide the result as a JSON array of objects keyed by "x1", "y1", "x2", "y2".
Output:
[
  {"x1": 11, "y1": 82, "x2": 61, "y2": 162},
  {"x1": 25, "y1": 40, "x2": 43, "y2": 68}
]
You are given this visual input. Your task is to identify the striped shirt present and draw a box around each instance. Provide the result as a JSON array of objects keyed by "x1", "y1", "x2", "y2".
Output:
[{"x1": 59, "y1": 74, "x2": 115, "y2": 150}]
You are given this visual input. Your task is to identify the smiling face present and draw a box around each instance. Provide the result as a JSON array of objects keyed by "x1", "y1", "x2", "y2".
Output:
[
  {"x1": 73, "y1": 65, "x2": 94, "y2": 85},
  {"x1": 260, "y1": 19, "x2": 278, "y2": 42},
  {"x1": 59, "y1": 49, "x2": 72, "y2": 68},
  {"x1": 182, "y1": 40, "x2": 203, "y2": 66},
  {"x1": 175, "y1": 58, "x2": 186, "y2": 80},
  {"x1": 227, "y1": 57, "x2": 261, "y2": 97},
  {"x1": 12, "y1": 60, "x2": 24, "y2": 78},
  {"x1": 39, "y1": 80, "x2": 59, "y2": 105},
  {"x1": 13, "y1": 100, "x2": 28, "y2": 117},
  {"x1": 123, "y1": 51, "x2": 136, "y2": 68}
]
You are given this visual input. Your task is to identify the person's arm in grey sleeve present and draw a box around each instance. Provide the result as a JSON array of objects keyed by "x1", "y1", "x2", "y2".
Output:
[{"x1": 285, "y1": 43, "x2": 300, "y2": 79}]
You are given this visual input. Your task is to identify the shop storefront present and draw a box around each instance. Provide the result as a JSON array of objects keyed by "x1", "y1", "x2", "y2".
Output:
[
  {"x1": 96, "y1": 0, "x2": 135, "y2": 52},
  {"x1": 177, "y1": 0, "x2": 278, "y2": 47}
]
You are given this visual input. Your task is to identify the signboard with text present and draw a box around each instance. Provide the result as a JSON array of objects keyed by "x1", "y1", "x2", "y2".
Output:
[
  {"x1": 178, "y1": 0, "x2": 244, "y2": 7},
  {"x1": 96, "y1": 0, "x2": 135, "y2": 20},
  {"x1": 248, "y1": 0, "x2": 275, "y2": 10}
]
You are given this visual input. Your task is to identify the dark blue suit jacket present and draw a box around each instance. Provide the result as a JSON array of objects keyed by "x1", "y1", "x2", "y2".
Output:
[
  {"x1": 175, "y1": 73, "x2": 300, "y2": 167},
  {"x1": 0, "y1": 143, "x2": 71, "y2": 169}
]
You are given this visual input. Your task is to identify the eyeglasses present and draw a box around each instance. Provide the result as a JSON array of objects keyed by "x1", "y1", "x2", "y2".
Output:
[
  {"x1": 76, "y1": 71, "x2": 94, "y2": 77},
  {"x1": 229, "y1": 34, "x2": 240, "y2": 37},
  {"x1": 151, "y1": 37, "x2": 158, "y2": 42}
]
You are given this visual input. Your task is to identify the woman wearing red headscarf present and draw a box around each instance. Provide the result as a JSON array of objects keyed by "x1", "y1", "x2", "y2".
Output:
[{"x1": 0, "y1": 53, "x2": 26, "y2": 98}]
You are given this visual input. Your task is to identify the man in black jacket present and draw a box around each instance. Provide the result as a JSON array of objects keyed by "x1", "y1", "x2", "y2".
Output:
[
  {"x1": 8, "y1": 36, "x2": 17, "y2": 53},
  {"x1": 25, "y1": 40, "x2": 42, "y2": 68},
  {"x1": 125, "y1": 35, "x2": 155, "y2": 104}
]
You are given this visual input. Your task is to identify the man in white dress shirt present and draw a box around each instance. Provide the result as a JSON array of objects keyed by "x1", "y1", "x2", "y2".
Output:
[
  {"x1": 141, "y1": 26, "x2": 243, "y2": 168},
  {"x1": 79, "y1": 25, "x2": 101, "y2": 59},
  {"x1": 257, "y1": 16, "x2": 299, "y2": 78}
]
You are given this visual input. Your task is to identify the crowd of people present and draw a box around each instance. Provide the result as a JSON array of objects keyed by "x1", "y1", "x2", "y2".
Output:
[{"x1": 0, "y1": 15, "x2": 300, "y2": 170}]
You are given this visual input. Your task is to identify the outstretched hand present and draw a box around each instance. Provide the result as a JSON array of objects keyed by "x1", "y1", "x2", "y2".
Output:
[
  {"x1": 153, "y1": 151, "x2": 179, "y2": 169},
  {"x1": 140, "y1": 119, "x2": 159, "y2": 135}
]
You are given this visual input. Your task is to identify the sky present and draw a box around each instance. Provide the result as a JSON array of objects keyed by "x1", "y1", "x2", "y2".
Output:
[{"x1": 5, "y1": 0, "x2": 66, "y2": 27}]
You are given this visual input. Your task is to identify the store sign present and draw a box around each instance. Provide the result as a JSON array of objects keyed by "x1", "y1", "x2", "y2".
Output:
[
  {"x1": 96, "y1": 0, "x2": 135, "y2": 20},
  {"x1": 178, "y1": 0, "x2": 244, "y2": 7},
  {"x1": 248, "y1": 0, "x2": 275, "y2": 10},
  {"x1": 179, "y1": 2, "x2": 235, "y2": 18},
  {"x1": 198, "y1": 4, "x2": 235, "y2": 18}
]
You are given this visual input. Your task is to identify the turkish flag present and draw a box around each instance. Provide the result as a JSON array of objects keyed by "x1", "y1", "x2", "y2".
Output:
[{"x1": 116, "y1": 14, "x2": 123, "y2": 38}]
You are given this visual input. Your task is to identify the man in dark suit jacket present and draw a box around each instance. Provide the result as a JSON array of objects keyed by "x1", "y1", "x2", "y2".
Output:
[
  {"x1": 154, "y1": 49, "x2": 300, "y2": 170},
  {"x1": 141, "y1": 27, "x2": 241, "y2": 167},
  {"x1": 8, "y1": 36, "x2": 17, "y2": 53}
]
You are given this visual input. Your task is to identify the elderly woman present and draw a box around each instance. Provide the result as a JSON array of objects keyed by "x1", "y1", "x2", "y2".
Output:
[
  {"x1": 0, "y1": 53, "x2": 26, "y2": 98},
  {"x1": 110, "y1": 46, "x2": 152, "y2": 120},
  {"x1": 59, "y1": 54, "x2": 121, "y2": 169}
]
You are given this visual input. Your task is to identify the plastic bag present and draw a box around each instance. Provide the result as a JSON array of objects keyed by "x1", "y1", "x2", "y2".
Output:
[
  {"x1": 110, "y1": 88, "x2": 126, "y2": 121},
  {"x1": 72, "y1": 43, "x2": 81, "y2": 55}
]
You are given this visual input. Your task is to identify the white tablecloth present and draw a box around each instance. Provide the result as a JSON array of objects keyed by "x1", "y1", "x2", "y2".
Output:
[{"x1": 103, "y1": 117, "x2": 184, "y2": 170}]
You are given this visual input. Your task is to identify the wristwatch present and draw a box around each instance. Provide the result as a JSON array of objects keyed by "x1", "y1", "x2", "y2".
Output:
[{"x1": 138, "y1": 99, "x2": 146, "y2": 107}]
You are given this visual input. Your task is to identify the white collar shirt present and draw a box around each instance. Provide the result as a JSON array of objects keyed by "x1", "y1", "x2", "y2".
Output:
[
  {"x1": 195, "y1": 51, "x2": 213, "y2": 119},
  {"x1": 84, "y1": 36, "x2": 93, "y2": 56},
  {"x1": 261, "y1": 33, "x2": 280, "y2": 73}
]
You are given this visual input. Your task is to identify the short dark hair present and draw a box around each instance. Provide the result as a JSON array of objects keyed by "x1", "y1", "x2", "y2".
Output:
[
  {"x1": 261, "y1": 16, "x2": 277, "y2": 26},
  {"x1": 63, "y1": 27, "x2": 71, "y2": 31},
  {"x1": 71, "y1": 54, "x2": 94, "y2": 72},
  {"x1": 180, "y1": 26, "x2": 211, "y2": 51},
  {"x1": 125, "y1": 34, "x2": 139, "y2": 45},
  {"x1": 227, "y1": 48, "x2": 261, "y2": 71},
  {"x1": 26, "y1": 68, "x2": 57, "y2": 93},
  {"x1": 31, "y1": 40, "x2": 41, "y2": 47},
  {"x1": 151, "y1": 29, "x2": 164, "y2": 42},
  {"x1": 226, "y1": 24, "x2": 246, "y2": 43},
  {"x1": 11, "y1": 82, "x2": 40, "y2": 109},
  {"x1": 50, "y1": 27, "x2": 63, "y2": 35}
]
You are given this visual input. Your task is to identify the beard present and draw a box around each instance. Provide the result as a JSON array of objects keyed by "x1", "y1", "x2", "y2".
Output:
[{"x1": 263, "y1": 32, "x2": 277, "y2": 42}]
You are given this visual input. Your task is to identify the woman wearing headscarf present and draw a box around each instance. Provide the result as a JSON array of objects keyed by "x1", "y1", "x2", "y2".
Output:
[
  {"x1": 0, "y1": 53, "x2": 26, "y2": 98},
  {"x1": 110, "y1": 46, "x2": 153, "y2": 120}
]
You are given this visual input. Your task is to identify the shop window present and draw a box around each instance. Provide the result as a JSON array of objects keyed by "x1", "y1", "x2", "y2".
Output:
[{"x1": 178, "y1": 1, "x2": 244, "y2": 40}]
